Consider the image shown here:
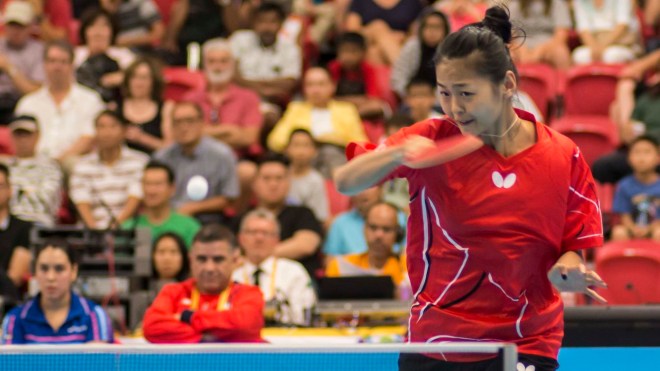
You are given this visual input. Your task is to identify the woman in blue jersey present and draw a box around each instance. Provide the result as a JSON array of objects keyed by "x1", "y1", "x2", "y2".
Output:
[{"x1": 1, "y1": 239, "x2": 114, "y2": 344}]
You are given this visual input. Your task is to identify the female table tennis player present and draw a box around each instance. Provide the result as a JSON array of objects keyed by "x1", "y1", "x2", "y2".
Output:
[{"x1": 335, "y1": 6, "x2": 606, "y2": 371}]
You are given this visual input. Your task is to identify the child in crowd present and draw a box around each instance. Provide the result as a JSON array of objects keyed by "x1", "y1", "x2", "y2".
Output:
[
  {"x1": 612, "y1": 135, "x2": 660, "y2": 241},
  {"x1": 285, "y1": 129, "x2": 329, "y2": 224},
  {"x1": 404, "y1": 78, "x2": 443, "y2": 123}
]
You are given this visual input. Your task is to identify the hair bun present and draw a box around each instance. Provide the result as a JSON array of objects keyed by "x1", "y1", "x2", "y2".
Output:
[{"x1": 482, "y1": 6, "x2": 512, "y2": 44}]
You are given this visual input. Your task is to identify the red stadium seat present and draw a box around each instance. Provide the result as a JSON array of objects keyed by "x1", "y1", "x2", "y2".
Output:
[
  {"x1": 162, "y1": 67, "x2": 205, "y2": 101},
  {"x1": 595, "y1": 240, "x2": 660, "y2": 305},
  {"x1": 325, "y1": 179, "x2": 350, "y2": 217},
  {"x1": 154, "y1": 0, "x2": 177, "y2": 26},
  {"x1": 371, "y1": 64, "x2": 399, "y2": 113},
  {"x1": 551, "y1": 115, "x2": 618, "y2": 166},
  {"x1": 517, "y1": 63, "x2": 558, "y2": 121},
  {"x1": 0, "y1": 126, "x2": 14, "y2": 155},
  {"x1": 563, "y1": 64, "x2": 624, "y2": 116}
]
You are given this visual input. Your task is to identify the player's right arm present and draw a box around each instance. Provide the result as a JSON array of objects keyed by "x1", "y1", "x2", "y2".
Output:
[{"x1": 334, "y1": 136, "x2": 435, "y2": 195}]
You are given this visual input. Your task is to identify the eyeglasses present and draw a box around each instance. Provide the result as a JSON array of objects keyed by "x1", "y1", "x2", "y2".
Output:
[
  {"x1": 366, "y1": 223, "x2": 397, "y2": 234},
  {"x1": 241, "y1": 229, "x2": 278, "y2": 238},
  {"x1": 172, "y1": 116, "x2": 201, "y2": 126}
]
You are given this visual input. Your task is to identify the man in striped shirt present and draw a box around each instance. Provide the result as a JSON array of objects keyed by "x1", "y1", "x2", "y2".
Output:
[{"x1": 70, "y1": 110, "x2": 148, "y2": 229}]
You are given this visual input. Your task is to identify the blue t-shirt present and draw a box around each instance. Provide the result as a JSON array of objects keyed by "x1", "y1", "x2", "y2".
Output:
[
  {"x1": 612, "y1": 175, "x2": 660, "y2": 226},
  {"x1": 323, "y1": 209, "x2": 407, "y2": 256},
  {"x1": 1, "y1": 292, "x2": 114, "y2": 344}
]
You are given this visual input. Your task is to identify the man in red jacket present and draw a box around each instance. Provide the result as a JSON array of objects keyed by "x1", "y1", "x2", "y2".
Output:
[{"x1": 143, "y1": 223, "x2": 264, "y2": 343}]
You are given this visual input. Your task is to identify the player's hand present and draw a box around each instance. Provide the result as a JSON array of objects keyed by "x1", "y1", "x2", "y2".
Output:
[
  {"x1": 548, "y1": 262, "x2": 608, "y2": 303},
  {"x1": 400, "y1": 135, "x2": 437, "y2": 169}
]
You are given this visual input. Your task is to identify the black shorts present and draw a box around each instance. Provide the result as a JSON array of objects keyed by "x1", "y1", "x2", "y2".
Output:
[{"x1": 398, "y1": 352, "x2": 559, "y2": 371}]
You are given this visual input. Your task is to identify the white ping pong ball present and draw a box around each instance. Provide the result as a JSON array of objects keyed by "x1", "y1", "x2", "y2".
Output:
[{"x1": 186, "y1": 175, "x2": 208, "y2": 201}]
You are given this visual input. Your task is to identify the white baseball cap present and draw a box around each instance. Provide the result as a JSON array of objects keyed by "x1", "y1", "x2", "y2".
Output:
[{"x1": 3, "y1": 1, "x2": 34, "y2": 26}]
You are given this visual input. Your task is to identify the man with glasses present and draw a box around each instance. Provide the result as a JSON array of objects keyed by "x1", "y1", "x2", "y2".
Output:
[
  {"x1": 232, "y1": 208, "x2": 316, "y2": 326},
  {"x1": 326, "y1": 202, "x2": 406, "y2": 287},
  {"x1": 154, "y1": 101, "x2": 239, "y2": 224}
]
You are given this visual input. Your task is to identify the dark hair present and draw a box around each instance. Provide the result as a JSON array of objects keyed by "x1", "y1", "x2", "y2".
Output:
[
  {"x1": 433, "y1": 6, "x2": 519, "y2": 83},
  {"x1": 44, "y1": 39, "x2": 74, "y2": 64},
  {"x1": 121, "y1": 57, "x2": 164, "y2": 101},
  {"x1": 257, "y1": 152, "x2": 291, "y2": 169},
  {"x1": 630, "y1": 135, "x2": 660, "y2": 151},
  {"x1": 337, "y1": 32, "x2": 367, "y2": 50},
  {"x1": 193, "y1": 224, "x2": 238, "y2": 249},
  {"x1": 419, "y1": 9, "x2": 450, "y2": 42},
  {"x1": 255, "y1": 2, "x2": 286, "y2": 21},
  {"x1": 406, "y1": 77, "x2": 435, "y2": 92},
  {"x1": 385, "y1": 113, "x2": 415, "y2": 131},
  {"x1": 95, "y1": 109, "x2": 127, "y2": 127},
  {"x1": 0, "y1": 163, "x2": 9, "y2": 182},
  {"x1": 144, "y1": 160, "x2": 175, "y2": 184},
  {"x1": 172, "y1": 100, "x2": 204, "y2": 119},
  {"x1": 79, "y1": 7, "x2": 118, "y2": 45},
  {"x1": 287, "y1": 128, "x2": 319, "y2": 148},
  {"x1": 35, "y1": 238, "x2": 79, "y2": 267},
  {"x1": 151, "y1": 232, "x2": 190, "y2": 281}
]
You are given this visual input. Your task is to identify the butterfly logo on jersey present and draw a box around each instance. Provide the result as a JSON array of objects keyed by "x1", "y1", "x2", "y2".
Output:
[
  {"x1": 517, "y1": 363, "x2": 535, "y2": 371},
  {"x1": 492, "y1": 171, "x2": 516, "y2": 189}
]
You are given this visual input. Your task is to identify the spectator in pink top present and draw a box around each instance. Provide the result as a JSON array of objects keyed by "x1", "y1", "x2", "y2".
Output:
[{"x1": 183, "y1": 38, "x2": 263, "y2": 159}]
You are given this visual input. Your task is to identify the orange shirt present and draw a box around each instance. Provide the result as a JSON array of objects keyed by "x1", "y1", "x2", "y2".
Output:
[{"x1": 326, "y1": 253, "x2": 405, "y2": 285}]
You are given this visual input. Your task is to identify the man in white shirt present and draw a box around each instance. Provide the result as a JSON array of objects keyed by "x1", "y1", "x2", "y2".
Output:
[
  {"x1": 232, "y1": 208, "x2": 316, "y2": 326},
  {"x1": 15, "y1": 40, "x2": 104, "y2": 166}
]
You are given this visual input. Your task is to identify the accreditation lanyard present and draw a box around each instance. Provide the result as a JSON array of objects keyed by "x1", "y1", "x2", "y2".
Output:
[
  {"x1": 190, "y1": 283, "x2": 232, "y2": 311},
  {"x1": 243, "y1": 258, "x2": 278, "y2": 299}
]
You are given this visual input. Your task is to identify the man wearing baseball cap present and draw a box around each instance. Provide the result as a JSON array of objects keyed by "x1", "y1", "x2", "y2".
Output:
[
  {"x1": 0, "y1": 1, "x2": 44, "y2": 124},
  {"x1": 2, "y1": 115, "x2": 62, "y2": 227}
]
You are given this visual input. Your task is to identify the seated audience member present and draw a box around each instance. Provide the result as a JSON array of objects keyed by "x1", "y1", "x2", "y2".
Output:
[
  {"x1": 15, "y1": 40, "x2": 104, "y2": 166},
  {"x1": 25, "y1": 0, "x2": 74, "y2": 42},
  {"x1": 122, "y1": 161, "x2": 201, "y2": 247},
  {"x1": 571, "y1": 0, "x2": 639, "y2": 65},
  {"x1": 285, "y1": 129, "x2": 328, "y2": 224},
  {"x1": 151, "y1": 232, "x2": 190, "y2": 292},
  {"x1": 434, "y1": 0, "x2": 488, "y2": 32},
  {"x1": 232, "y1": 209, "x2": 316, "y2": 326},
  {"x1": 0, "y1": 239, "x2": 114, "y2": 344},
  {"x1": 0, "y1": 1, "x2": 44, "y2": 125},
  {"x1": 118, "y1": 57, "x2": 173, "y2": 154},
  {"x1": 344, "y1": 0, "x2": 425, "y2": 65},
  {"x1": 0, "y1": 164, "x2": 32, "y2": 290},
  {"x1": 326, "y1": 202, "x2": 405, "y2": 286},
  {"x1": 230, "y1": 2, "x2": 302, "y2": 108},
  {"x1": 611, "y1": 135, "x2": 660, "y2": 241},
  {"x1": 74, "y1": 8, "x2": 135, "y2": 103},
  {"x1": 328, "y1": 32, "x2": 390, "y2": 120},
  {"x1": 403, "y1": 78, "x2": 443, "y2": 123},
  {"x1": 591, "y1": 51, "x2": 660, "y2": 184},
  {"x1": 143, "y1": 224, "x2": 264, "y2": 343},
  {"x1": 325, "y1": 186, "x2": 406, "y2": 256},
  {"x1": 380, "y1": 115, "x2": 414, "y2": 212},
  {"x1": 239, "y1": 153, "x2": 323, "y2": 279},
  {"x1": 70, "y1": 110, "x2": 149, "y2": 229},
  {"x1": 507, "y1": 0, "x2": 572, "y2": 70},
  {"x1": 3, "y1": 116, "x2": 62, "y2": 227},
  {"x1": 391, "y1": 9, "x2": 450, "y2": 98},
  {"x1": 267, "y1": 67, "x2": 367, "y2": 178},
  {"x1": 161, "y1": 0, "x2": 237, "y2": 66},
  {"x1": 99, "y1": 0, "x2": 164, "y2": 51},
  {"x1": 183, "y1": 38, "x2": 263, "y2": 156},
  {"x1": 154, "y1": 101, "x2": 239, "y2": 224}
]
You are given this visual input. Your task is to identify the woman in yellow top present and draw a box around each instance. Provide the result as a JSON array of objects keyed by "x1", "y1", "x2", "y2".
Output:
[{"x1": 267, "y1": 67, "x2": 368, "y2": 177}]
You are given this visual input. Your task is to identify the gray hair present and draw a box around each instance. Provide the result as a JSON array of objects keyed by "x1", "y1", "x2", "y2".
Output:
[
  {"x1": 239, "y1": 208, "x2": 281, "y2": 236},
  {"x1": 202, "y1": 37, "x2": 233, "y2": 59}
]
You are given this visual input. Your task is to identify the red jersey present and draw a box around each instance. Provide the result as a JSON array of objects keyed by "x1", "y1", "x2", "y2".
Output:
[
  {"x1": 143, "y1": 279, "x2": 264, "y2": 343},
  {"x1": 360, "y1": 110, "x2": 603, "y2": 361}
]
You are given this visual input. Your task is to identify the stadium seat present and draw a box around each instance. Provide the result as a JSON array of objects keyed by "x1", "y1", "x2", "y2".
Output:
[
  {"x1": 371, "y1": 64, "x2": 399, "y2": 113},
  {"x1": 154, "y1": 0, "x2": 177, "y2": 26},
  {"x1": 0, "y1": 126, "x2": 14, "y2": 155},
  {"x1": 325, "y1": 179, "x2": 350, "y2": 217},
  {"x1": 551, "y1": 115, "x2": 618, "y2": 166},
  {"x1": 517, "y1": 63, "x2": 558, "y2": 121},
  {"x1": 594, "y1": 240, "x2": 660, "y2": 305},
  {"x1": 562, "y1": 64, "x2": 624, "y2": 116},
  {"x1": 162, "y1": 67, "x2": 205, "y2": 101}
]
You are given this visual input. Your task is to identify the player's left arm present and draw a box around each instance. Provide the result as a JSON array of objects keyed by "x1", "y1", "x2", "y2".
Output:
[{"x1": 548, "y1": 148, "x2": 608, "y2": 302}]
